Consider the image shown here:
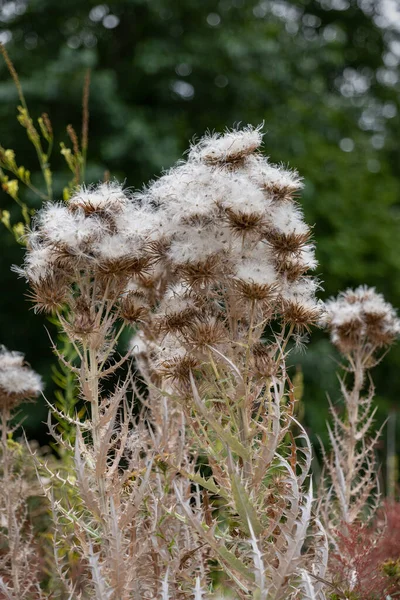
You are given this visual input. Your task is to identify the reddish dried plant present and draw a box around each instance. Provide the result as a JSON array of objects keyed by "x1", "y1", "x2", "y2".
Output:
[{"x1": 329, "y1": 501, "x2": 400, "y2": 599}]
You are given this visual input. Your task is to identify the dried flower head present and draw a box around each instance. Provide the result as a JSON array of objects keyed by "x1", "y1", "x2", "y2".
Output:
[
  {"x1": 322, "y1": 286, "x2": 400, "y2": 353},
  {"x1": 128, "y1": 125, "x2": 321, "y2": 381},
  {"x1": 68, "y1": 181, "x2": 128, "y2": 215},
  {"x1": 17, "y1": 182, "x2": 162, "y2": 317},
  {"x1": 0, "y1": 346, "x2": 43, "y2": 410},
  {"x1": 188, "y1": 125, "x2": 263, "y2": 165}
]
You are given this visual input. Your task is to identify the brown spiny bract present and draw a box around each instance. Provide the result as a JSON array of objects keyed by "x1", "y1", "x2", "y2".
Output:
[
  {"x1": 224, "y1": 207, "x2": 265, "y2": 235},
  {"x1": 157, "y1": 354, "x2": 199, "y2": 384},
  {"x1": 265, "y1": 229, "x2": 311, "y2": 257},
  {"x1": 184, "y1": 317, "x2": 228, "y2": 350},
  {"x1": 155, "y1": 306, "x2": 201, "y2": 334},
  {"x1": 177, "y1": 255, "x2": 226, "y2": 289},
  {"x1": 72, "y1": 296, "x2": 96, "y2": 335},
  {"x1": 28, "y1": 273, "x2": 69, "y2": 314},
  {"x1": 263, "y1": 181, "x2": 300, "y2": 201},
  {"x1": 282, "y1": 298, "x2": 323, "y2": 331},
  {"x1": 96, "y1": 255, "x2": 151, "y2": 278},
  {"x1": 252, "y1": 342, "x2": 278, "y2": 377},
  {"x1": 120, "y1": 291, "x2": 150, "y2": 324},
  {"x1": 233, "y1": 278, "x2": 279, "y2": 303}
]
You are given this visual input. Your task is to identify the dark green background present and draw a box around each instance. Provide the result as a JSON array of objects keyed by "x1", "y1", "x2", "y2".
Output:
[{"x1": 0, "y1": 0, "x2": 399, "y2": 486}]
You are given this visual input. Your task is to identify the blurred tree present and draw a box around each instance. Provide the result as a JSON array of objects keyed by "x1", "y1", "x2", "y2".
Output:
[{"x1": 0, "y1": 0, "x2": 399, "y2": 483}]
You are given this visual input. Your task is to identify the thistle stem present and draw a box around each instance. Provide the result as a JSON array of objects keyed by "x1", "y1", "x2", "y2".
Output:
[{"x1": 1, "y1": 407, "x2": 21, "y2": 596}]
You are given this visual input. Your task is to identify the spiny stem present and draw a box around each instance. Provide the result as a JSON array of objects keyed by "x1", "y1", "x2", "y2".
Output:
[{"x1": 1, "y1": 407, "x2": 21, "y2": 596}]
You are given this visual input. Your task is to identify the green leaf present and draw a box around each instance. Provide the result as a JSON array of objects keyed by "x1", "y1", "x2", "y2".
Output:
[
  {"x1": 217, "y1": 546, "x2": 255, "y2": 584},
  {"x1": 190, "y1": 372, "x2": 250, "y2": 461},
  {"x1": 230, "y1": 469, "x2": 263, "y2": 537}
]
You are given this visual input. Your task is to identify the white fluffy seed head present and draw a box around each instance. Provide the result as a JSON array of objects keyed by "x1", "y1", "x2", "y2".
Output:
[
  {"x1": 127, "y1": 124, "x2": 320, "y2": 362},
  {"x1": 219, "y1": 172, "x2": 270, "y2": 215},
  {"x1": 322, "y1": 286, "x2": 400, "y2": 352},
  {"x1": 245, "y1": 155, "x2": 303, "y2": 197},
  {"x1": 130, "y1": 330, "x2": 150, "y2": 356},
  {"x1": 17, "y1": 244, "x2": 57, "y2": 284},
  {"x1": 280, "y1": 277, "x2": 319, "y2": 300},
  {"x1": 0, "y1": 346, "x2": 43, "y2": 408},
  {"x1": 159, "y1": 284, "x2": 197, "y2": 315},
  {"x1": 188, "y1": 125, "x2": 263, "y2": 164},
  {"x1": 38, "y1": 204, "x2": 107, "y2": 250},
  {"x1": 296, "y1": 245, "x2": 318, "y2": 271},
  {"x1": 68, "y1": 182, "x2": 129, "y2": 213},
  {"x1": 150, "y1": 334, "x2": 187, "y2": 371},
  {"x1": 114, "y1": 202, "x2": 167, "y2": 240},
  {"x1": 94, "y1": 233, "x2": 144, "y2": 261}
]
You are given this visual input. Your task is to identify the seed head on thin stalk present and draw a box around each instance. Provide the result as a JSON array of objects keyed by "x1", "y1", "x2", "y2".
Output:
[
  {"x1": 318, "y1": 287, "x2": 400, "y2": 543},
  {"x1": 0, "y1": 346, "x2": 44, "y2": 599},
  {"x1": 322, "y1": 286, "x2": 400, "y2": 357},
  {"x1": 0, "y1": 345, "x2": 43, "y2": 411}
]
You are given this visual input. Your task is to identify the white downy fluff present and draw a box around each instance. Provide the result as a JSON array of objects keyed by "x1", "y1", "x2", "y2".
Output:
[
  {"x1": 0, "y1": 346, "x2": 43, "y2": 397},
  {"x1": 188, "y1": 125, "x2": 263, "y2": 164}
]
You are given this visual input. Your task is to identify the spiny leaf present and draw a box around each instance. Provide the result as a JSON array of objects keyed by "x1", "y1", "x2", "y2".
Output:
[{"x1": 229, "y1": 463, "x2": 263, "y2": 537}]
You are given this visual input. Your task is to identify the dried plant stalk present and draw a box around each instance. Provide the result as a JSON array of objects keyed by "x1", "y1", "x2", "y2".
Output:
[
  {"x1": 318, "y1": 287, "x2": 400, "y2": 540},
  {"x1": 14, "y1": 126, "x2": 400, "y2": 599}
]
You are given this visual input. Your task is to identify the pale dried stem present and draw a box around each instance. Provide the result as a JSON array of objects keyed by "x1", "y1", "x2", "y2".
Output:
[
  {"x1": 344, "y1": 349, "x2": 365, "y2": 514},
  {"x1": 1, "y1": 408, "x2": 20, "y2": 596}
]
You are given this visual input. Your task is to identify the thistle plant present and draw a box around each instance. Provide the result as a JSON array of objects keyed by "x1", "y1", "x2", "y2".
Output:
[
  {"x1": 0, "y1": 346, "x2": 43, "y2": 599},
  {"x1": 5, "y1": 123, "x2": 400, "y2": 599},
  {"x1": 2, "y1": 38, "x2": 399, "y2": 600},
  {"x1": 319, "y1": 287, "x2": 400, "y2": 535},
  {"x1": 129, "y1": 127, "x2": 328, "y2": 598},
  {"x1": 16, "y1": 182, "x2": 204, "y2": 598},
  {"x1": 14, "y1": 126, "x2": 331, "y2": 598}
]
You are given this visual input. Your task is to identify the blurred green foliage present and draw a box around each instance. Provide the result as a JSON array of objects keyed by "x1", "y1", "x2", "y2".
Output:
[{"x1": 0, "y1": 0, "x2": 399, "y2": 486}]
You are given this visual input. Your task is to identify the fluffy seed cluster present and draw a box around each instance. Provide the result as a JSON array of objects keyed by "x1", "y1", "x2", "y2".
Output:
[
  {"x1": 17, "y1": 182, "x2": 164, "y2": 314},
  {"x1": 0, "y1": 346, "x2": 43, "y2": 410},
  {"x1": 322, "y1": 286, "x2": 400, "y2": 353},
  {"x1": 128, "y1": 126, "x2": 322, "y2": 384},
  {"x1": 20, "y1": 126, "x2": 322, "y2": 381}
]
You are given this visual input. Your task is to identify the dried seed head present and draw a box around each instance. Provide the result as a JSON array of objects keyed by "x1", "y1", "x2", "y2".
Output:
[
  {"x1": 275, "y1": 246, "x2": 317, "y2": 281},
  {"x1": 252, "y1": 342, "x2": 278, "y2": 377},
  {"x1": 265, "y1": 229, "x2": 311, "y2": 258},
  {"x1": 177, "y1": 255, "x2": 226, "y2": 290},
  {"x1": 146, "y1": 237, "x2": 172, "y2": 262},
  {"x1": 96, "y1": 254, "x2": 151, "y2": 278},
  {"x1": 157, "y1": 354, "x2": 199, "y2": 385},
  {"x1": 72, "y1": 296, "x2": 96, "y2": 335},
  {"x1": 189, "y1": 126, "x2": 263, "y2": 166},
  {"x1": 156, "y1": 306, "x2": 201, "y2": 334},
  {"x1": 322, "y1": 286, "x2": 400, "y2": 353},
  {"x1": 27, "y1": 272, "x2": 69, "y2": 314},
  {"x1": 0, "y1": 346, "x2": 43, "y2": 411},
  {"x1": 224, "y1": 208, "x2": 265, "y2": 236},
  {"x1": 233, "y1": 278, "x2": 279, "y2": 303},
  {"x1": 120, "y1": 291, "x2": 150, "y2": 324},
  {"x1": 282, "y1": 298, "x2": 323, "y2": 332},
  {"x1": 68, "y1": 182, "x2": 128, "y2": 215},
  {"x1": 185, "y1": 317, "x2": 228, "y2": 350}
]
